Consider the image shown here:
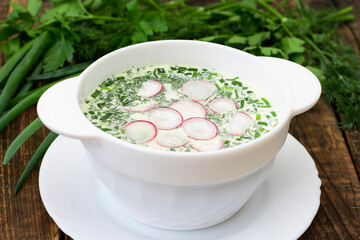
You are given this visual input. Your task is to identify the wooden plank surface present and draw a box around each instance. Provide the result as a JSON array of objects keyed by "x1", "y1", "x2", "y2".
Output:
[{"x1": 0, "y1": 0, "x2": 359, "y2": 239}]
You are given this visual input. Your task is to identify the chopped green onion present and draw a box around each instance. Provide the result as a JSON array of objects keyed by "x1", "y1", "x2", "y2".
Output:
[
  {"x1": 258, "y1": 121, "x2": 268, "y2": 126},
  {"x1": 247, "y1": 100, "x2": 259, "y2": 104},
  {"x1": 261, "y1": 97, "x2": 270, "y2": 105},
  {"x1": 232, "y1": 81, "x2": 242, "y2": 87},
  {"x1": 97, "y1": 103, "x2": 105, "y2": 109},
  {"x1": 255, "y1": 132, "x2": 261, "y2": 138},
  {"x1": 157, "y1": 68, "x2": 165, "y2": 73},
  {"x1": 100, "y1": 113, "x2": 113, "y2": 121},
  {"x1": 235, "y1": 90, "x2": 239, "y2": 99},
  {"x1": 91, "y1": 90, "x2": 102, "y2": 98},
  {"x1": 215, "y1": 84, "x2": 221, "y2": 90},
  {"x1": 188, "y1": 68, "x2": 198, "y2": 71},
  {"x1": 223, "y1": 85, "x2": 235, "y2": 91},
  {"x1": 256, "y1": 114, "x2": 261, "y2": 120},
  {"x1": 271, "y1": 111, "x2": 277, "y2": 117},
  {"x1": 226, "y1": 77, "x2": 239, "y2": 81},
  {"x1": 240, "y1": 100, "x2": 245, "y2": 108},
  {"x1": 178, "y1": 66, "x2": 186, "y2": 72}
]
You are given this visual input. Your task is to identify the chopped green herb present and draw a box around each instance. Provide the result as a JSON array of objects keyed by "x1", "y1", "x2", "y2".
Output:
[
  {"x1": 100, "y1": 113, "x2": 112, "y2": 121},
  {"x1": 223, "y1": 86, "x2": 235, "y2": 91},
  {"x1": 233, "y1": 81, "x2": 242, "y2": 87},
  {"x1": 91, "y1": 90, "x2": 102, "y2": 98},
  {"x1": 235, "y1": 90, "x2": 239, "y2": 99},
  {"x1": 257, "y1": 121, "x2": 268, "y2": 126},
  {"x1": 261, "y1": 98, "x2": 270, "y2": 106}
]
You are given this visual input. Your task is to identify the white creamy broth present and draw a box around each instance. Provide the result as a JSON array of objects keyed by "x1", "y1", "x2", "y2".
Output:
[{"x1": 82, "y1": 65, "x2": 278, "y2": 152}]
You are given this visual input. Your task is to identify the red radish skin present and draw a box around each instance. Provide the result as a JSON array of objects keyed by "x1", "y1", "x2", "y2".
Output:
[
  {"x1": 138, "y1": 80, "x2": 163, "y2": 98},
  {"x1": 170, "y1": 99, "x2": 207, "y2": 119},
  {"x1": 149, "y1": 107, "x2": 183, "y2": 130},
  {"x1": 208, "y1": 98, "x2": 237, "y2": 113},
  {"x1": 181, "y1": 80, "x2": 216, "y2": 101},
  {"x1": 155, "y1": 131, "x2": 190, "y2": 148},
  {"x1": 123, "y1": 101, "x2": 160, "y2": 112},
  {"x1": 123, "y1": 120, "x2": 157, "y2": 144},
  {"x1": 226, "y1": 112, "x2": 254, "y2": 136},
  {"x1": 181, "y1": 117, "x2": 218, "y2": 140},
  {"x1": 192, "y1": 137, "x2": 224, "y2": 152}
]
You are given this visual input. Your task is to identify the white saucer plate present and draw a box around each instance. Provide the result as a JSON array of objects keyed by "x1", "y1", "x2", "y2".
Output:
[{"x1": 39, "y1": 134, "x2": 321, "y2": 240}]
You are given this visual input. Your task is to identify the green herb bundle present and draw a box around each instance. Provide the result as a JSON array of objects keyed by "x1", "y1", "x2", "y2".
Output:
[{"x1": 0, "y1": 0, "x2": 359, "y2": 193}]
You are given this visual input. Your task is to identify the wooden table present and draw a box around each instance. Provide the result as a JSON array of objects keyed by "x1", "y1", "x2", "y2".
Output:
[{"x1": 1, "y1": 0, "x2": 359, "y2": 239}]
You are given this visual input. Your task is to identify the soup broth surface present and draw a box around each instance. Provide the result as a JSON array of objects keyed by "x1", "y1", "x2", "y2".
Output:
[{"x1": 82, "y1": 65, "x2": 278, "y2": 152}]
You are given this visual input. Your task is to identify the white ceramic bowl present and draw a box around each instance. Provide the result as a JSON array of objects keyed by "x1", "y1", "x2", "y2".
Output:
[{"x1": 37, "y1": 40, "x2": 321, "y2": 230}]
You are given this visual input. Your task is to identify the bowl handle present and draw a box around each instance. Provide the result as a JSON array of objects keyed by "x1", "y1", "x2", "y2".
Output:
[
  {"x1": 258, "y1": 57, "x2": 321, "y2": 117},
  {"x1": 37, "y1": 77, "x2": 98, "y2": 140}
]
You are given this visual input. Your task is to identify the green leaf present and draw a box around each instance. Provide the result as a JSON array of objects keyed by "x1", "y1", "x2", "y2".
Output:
[
  {"x1": 0, "y1": 26, "x2": 18, "y2": 42},
  {"x1": 199, "y1": 35, "x2": 229, "y2": 43},
  {"x1": 226, "y1": 35, "x2": 247, "y2": 48},
  {"x1": 290, "y1": 53, "x2": 305, "y2": 65},
  {"x1": 305, "y1": 66, "x2": 325, "y2": 82},
  {"x1": 281, "y1": 37, "x2": 305, "y2": 55},
  {"x1": 43, "y1": 33, "x2": 74, "y2": 72},
  {"x1": 40, "y1": 0, "x2": 87, "y2": 23},
  {"x1": 259, "y1": 47, "x2": 286, "y2": 57},
  {"x1": 142, "y1": 13, "x2": 168, "y2": 34},
  {"x1": 9, "y1": 2, "x2": 28, "y2": 13},
  {"x1": 27, "y1": 0, "x2": 43, "y2": 17},
  {"x1": 131, "y1": 26, "x2": 147, "y2": 43},
  {"x1": 244, "y1": 46, "x2": 286, "y2": 58},
  {"x1": 0, "y1": 37, "x2": 21, "y2": 57},
  {"x1": 126, "y1": 0, "x2": 142, "y2": 23},
  {"x1": 247, "y1": 32, "x2": 270, "y2": 46}
]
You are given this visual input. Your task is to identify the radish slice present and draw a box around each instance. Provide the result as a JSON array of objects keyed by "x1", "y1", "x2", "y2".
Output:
[
  {"x1": 181, "y1": 80, "x2": 216, "y2": 101},
  {"x1": 155, "y1": 130, "x2": 190, "y2": 148},
  {"x1": 149, "y1": 107, "x2": 183, "y2": 130},
  {"x1": 123, "y1": 101, "x2": 160, "y2": 112},
  {"x1": 208, "y1": 98, "x2": 237, "y2": 113},
  {"x1": 226, "y1": 112, "x2": 254, "y2": 136},
  {"x1": 181, "y1": 117, "x2": 218, "y2": 140},
  {"x1": 123, "y1": 120, "x2": 157, "y2": 144},
  {"x1": 138, "y1": 80, "x2": 163, "y2": 98},
  {"x1": 170, "y1": 99, "x2": 207, "y2": 120},
  {"x1": 192, "y1": 136, "x2": 224, "y2": 152}
]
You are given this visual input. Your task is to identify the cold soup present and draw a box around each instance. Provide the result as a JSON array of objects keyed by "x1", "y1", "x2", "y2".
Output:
[{"x1": 82, "y1": 66, "x2": 278, "y2": 152}]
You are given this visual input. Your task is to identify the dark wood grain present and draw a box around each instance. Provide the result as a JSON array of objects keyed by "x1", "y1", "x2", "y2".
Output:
[{"x1": 0, "y1": 0, "x2": 359, "y2": 239}]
